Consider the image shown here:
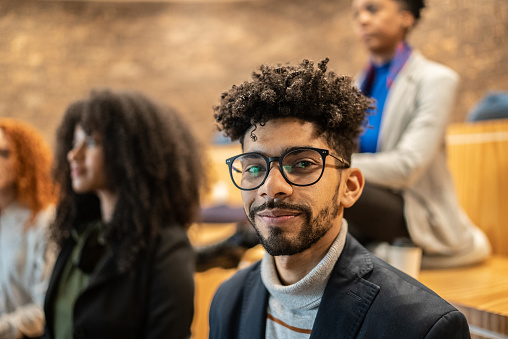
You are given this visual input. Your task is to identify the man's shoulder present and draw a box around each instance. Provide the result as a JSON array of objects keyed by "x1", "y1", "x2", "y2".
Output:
[
  {"x1": 214, "y1": 261, "x2": 261, "y2": 301},
  {"x1": 209, "y1": 261, "x2": 265, "y2": 338},
  {"x1": 365, "y1": 256, "x2": 468, "y2": 336},
  {"x1": 333, "y1": 236, "x2": 469, "y2": 337},
  {"x1": 369, "y1": 255, "x2": 449, "y2": 303},
  {"x1": 347, "y1": 242, "x2": 456, "y2": 312}
]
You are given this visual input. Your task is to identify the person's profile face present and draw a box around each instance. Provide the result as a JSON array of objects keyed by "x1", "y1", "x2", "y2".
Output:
[
  {"x1": 0, "y1": 129, "x2": 16, "y2": 193},
  {"x1": 67, "y1": 124, "x2": 108, "y2": 195},
  {"x1": 352, "y1": 0, "x2": 410, "y2": 57},
  {"x1": 240, "y1": 118, "x2": 345, "y2": 256}
]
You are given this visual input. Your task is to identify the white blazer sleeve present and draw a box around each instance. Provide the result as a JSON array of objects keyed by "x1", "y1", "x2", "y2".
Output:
[{"x1": 352, "y1": 61, "x2": 459, "y2": 189}]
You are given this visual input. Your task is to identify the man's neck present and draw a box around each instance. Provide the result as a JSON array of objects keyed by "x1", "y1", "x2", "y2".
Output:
[{"x1": 274, "y1": 224, "x2": 341, "y2": 285}]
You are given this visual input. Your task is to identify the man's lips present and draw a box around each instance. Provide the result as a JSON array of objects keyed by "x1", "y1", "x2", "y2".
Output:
[{"x1": 256, "y1": 209, "x2": 301, "y2": 223}]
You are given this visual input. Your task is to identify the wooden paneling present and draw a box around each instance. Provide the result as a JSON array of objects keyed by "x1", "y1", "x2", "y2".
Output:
[
  {"x1": 191, "y1": 268, "x2": 236, "y2": 339},
  {"x1": 446, "y1": 120, "x2": 508, "y2": 256}
]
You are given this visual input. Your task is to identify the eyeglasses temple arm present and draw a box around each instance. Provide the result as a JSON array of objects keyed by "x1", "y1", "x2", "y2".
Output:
[{"x1": 330, "y1": 154, "x2": 350, "y2": 168}]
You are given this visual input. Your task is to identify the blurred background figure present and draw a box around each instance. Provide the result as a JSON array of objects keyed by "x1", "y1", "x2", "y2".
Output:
[
  {"x1": 195, "y1": 133, "x2": 254, "y2": 272},
  {"x1": 0, "y1": 118, "x2": 56, "y2": 339},
  {"x1": 44, "y1": 89, "x2": 204, "y2": 339},
  {"x1": 467, "y1": 91, "x2": 508, "y2": 122},
  {"x1": 346, "y1": 0, "x2": 490, "y2": 267}
]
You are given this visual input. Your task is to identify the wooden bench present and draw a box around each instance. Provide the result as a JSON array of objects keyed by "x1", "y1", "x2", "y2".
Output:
[
  {"x1": 419, "y1": 119, "x2": 508, "y2": 338},
  {"x1": 419, "y1": 256, "x2": 508, "y2": 338}
]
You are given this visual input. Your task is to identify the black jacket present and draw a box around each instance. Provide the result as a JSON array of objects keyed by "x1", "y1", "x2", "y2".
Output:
[
  {"x1": 210, "y1": 234, "x2": 470, "y2": 339},
  {"x1": 44, "y1": 226, "x2": 194, "y2": 339}
]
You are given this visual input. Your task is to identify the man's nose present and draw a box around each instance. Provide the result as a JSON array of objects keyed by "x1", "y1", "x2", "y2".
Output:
[{"x1": 258, "y1": 162, "x2": 293, "y2": 199}]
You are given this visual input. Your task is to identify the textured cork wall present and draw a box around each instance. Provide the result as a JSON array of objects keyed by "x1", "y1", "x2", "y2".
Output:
[{"x1": 1, "y1": 0, "x2": 507, "y2": 145}]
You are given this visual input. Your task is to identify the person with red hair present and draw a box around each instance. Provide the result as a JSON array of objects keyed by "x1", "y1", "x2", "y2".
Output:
[{"x1": 0, "y1": 118, "x2": 56, "y2": 339}]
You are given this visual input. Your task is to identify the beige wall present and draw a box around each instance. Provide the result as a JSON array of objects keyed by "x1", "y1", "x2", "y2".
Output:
[{"x1": 1, "y1": 0, "x2": 507, "y2": 145}]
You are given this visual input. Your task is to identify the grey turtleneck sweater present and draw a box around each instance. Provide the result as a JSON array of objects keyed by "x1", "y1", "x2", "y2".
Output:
[{"x1": 260, "y1": 219, "x2": 348, "y2": 338}]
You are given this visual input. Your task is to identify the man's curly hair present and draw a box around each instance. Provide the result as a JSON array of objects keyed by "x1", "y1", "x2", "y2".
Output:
[
  {"x1": 214, "y1": 58, "x2": 372, "y2": 162},
  {"x1": 0, "y1": 118, "x2": 56, "y2": 230},
  {"x1": 51, "y1": 89, "x2": 205, "y2": 271}
]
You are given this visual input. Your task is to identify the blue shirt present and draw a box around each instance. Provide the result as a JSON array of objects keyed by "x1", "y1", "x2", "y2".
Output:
[{"x1": 360, "y1": 62, "x2": 391, "y2": 153}]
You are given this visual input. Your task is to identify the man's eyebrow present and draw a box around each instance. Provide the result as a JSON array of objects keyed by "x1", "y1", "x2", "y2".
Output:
[{"x1": 247, "y1": 146, "x2": 316, "y2": 157}]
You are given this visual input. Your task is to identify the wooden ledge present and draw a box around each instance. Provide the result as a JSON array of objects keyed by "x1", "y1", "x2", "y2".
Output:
[{"x1": 419, "y1": 255, "x2": 508, "y2": 336}]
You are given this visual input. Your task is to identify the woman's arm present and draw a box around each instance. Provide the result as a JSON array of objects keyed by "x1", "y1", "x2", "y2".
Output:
[
  {"x1": 145, "y1": 227, "x2": 195, "y2": 339},
  {"x1": 352, "y1": 64, "x2": 459, "y2": 189},
  {"x1": 0, "y1": 210, "x2": 56, "y2": 339}
]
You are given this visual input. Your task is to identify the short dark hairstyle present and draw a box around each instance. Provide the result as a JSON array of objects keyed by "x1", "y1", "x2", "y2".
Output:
[
  {"x1": 214, "y1": 58, "x2": 372, "y2": 163},
  {"x1": 52, "y1": 89, "x2": 205, "y2": 271},
  {"x1": 396, "y1": 0, "x2": 425, "y2": 21}
]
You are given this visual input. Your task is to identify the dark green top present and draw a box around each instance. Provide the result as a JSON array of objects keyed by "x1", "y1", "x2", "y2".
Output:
[{"x1": 53, "y1": 221, "x2": 107, "y2": 339}]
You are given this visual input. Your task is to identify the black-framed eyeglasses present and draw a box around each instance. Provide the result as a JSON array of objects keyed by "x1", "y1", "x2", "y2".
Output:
[{"x1": 225, "y1": 147, "x2": 350, "y2": 191}]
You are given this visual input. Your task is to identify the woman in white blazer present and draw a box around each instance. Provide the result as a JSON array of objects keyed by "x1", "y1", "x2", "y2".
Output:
[{"x1": 347, "y1": 0, "x2": 490, "y2": 267}]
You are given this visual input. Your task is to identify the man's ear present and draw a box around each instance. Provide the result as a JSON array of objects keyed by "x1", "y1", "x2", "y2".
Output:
[{"x1": 340, "y1": 168, "x2": 364, "y2": 208}]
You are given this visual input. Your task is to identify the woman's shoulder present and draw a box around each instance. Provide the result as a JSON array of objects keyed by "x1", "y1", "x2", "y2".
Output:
[
  {"x1": 406, "y1": 51, "x2": 459, "y2": 83},
  {"x1": 158, "y1": 224, "x2": 190, "y2": 243},
  {"x1": 146, "y1": 225, "x2": 195, "y2": 284},
  {"x1": 1, "y1": 202, "x2": 54, "y2": 232},
  {"x1": 152, "y1": 225, "x2": 193, "y2": 258},
  {"x1": 34, "y1": 204, "x2": 56, "y2": 227}
]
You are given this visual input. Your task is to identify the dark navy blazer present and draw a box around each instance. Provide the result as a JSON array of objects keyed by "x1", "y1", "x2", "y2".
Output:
[{"x1": 209, "y1": 234, "x2": 470, "y2": 339}]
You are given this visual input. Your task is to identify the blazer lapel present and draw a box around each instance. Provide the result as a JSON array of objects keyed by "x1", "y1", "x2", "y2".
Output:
[
  {"x1": 84, "y1": 249, "x2": 121, "y2": 291},
  {"x1": 44, "y1": 239, "x2": 75, "y2": 334},
  {"x1": 310, "y1": 235, "x2": 380, "y2": 339},
  {"x1": 377, "y1": 52, "x2": 421, "y2": 151},
  {"x1": 238, "y1": 266, "x2": 269, "y2": 339}
]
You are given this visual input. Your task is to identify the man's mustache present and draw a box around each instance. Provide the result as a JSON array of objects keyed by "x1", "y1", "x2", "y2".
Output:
[{"x1": 249, "y1": 200, "x2": 311, "y2": 221}]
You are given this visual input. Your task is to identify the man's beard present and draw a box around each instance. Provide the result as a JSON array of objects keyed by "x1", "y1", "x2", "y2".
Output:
[{"x1": 248, "y1": 187, "x2": 340, "y2": 256}]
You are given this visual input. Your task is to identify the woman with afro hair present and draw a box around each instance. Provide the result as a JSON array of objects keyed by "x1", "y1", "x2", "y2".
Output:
[
  {"x1": 44, "y1": 89, "x2": 204, "y2": 339},
  {"x1": 0, "y1": 118, "x2": 56, "y2": 339},
  {"x1": 349, "y1": 0, "x2": 490, "y2": 267}
]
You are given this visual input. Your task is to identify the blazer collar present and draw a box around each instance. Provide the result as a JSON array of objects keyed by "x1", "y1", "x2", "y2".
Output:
[
  {"x1": 311, "y1": 234, "x2": 379, "y2": 338},
  {"x1": 44, "y1": 238, "x2": 122, "y2": 315},
  {"x1": 44, "y1": 238, "x2": 73, "y2": 333},
  {"x1": 238, "y1": 264, "x2": 269, "y2": 339},
  {"x1": 377, "y1": 52, "x2": 424, "y2": 150},
  {"x1": 240, "y1": 235, "x2": 379, "y2": 339}
]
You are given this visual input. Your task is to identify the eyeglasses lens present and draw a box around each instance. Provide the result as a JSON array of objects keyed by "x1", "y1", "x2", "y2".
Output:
[{"x1": 231, "y1": 149, "x2": 324, "y2": 190}]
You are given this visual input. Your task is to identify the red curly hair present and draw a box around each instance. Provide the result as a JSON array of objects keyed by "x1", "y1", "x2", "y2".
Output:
[{"x1": 0, "y1": 118, "x2": 56, "y2": 229}]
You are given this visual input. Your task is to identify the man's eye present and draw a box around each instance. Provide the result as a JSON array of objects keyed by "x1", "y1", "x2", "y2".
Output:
[
  {"x1": 294, "y1": 160, "x2": 312, "y2": 169},
  {"x1": 245, "y1": 165, "x2": 265, "y2": 177},
  {"x1": 284, "y1": 160, "x2": 318, "y2": 174},
  {"x1": 247, "y1": 166, "x2": 262, "y2": 174}
]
